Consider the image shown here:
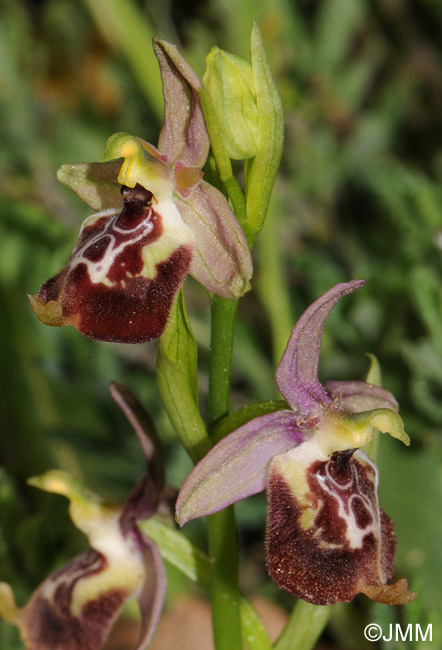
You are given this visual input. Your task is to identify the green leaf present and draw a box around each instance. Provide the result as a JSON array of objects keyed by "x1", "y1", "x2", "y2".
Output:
[
  {"x1": 239, "y1": 599, "x2": 272, "y2": 650},
  {"x1": 142, "y1": 517, "x2": 210, "y2": 588},
  {"x1": 156, "y1": 291, "x2": 210, "y2": 463}
]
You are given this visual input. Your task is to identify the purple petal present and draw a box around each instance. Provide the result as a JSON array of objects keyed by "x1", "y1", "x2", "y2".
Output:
[
  {"x1": 175, "y1": 180, "x2": 252, "y2": 299},
  {"x1": 276, "y1": 280, "x2": 366, "y2": 414},
  {"x1": 110, "y1": 383, "x2": 167, "y2": 532},
  {"x1": 176, "y1": 410, "x2": 303, "y2": 525},
  {"x1": 134, "y1": 531, "x2": 167, "y2": 650},
  {"x1": 154, "y1": 38, "x2": 209, "y2": 169},
  {"x1": 119, "y1": 475, "x2": 158, "y2": 534},
  {"x1": 324, "y1": 380, "x2": 399, "y2": 413},
  {"x1": 110, "y1": 382, "x2": 164, "y2": 489}
]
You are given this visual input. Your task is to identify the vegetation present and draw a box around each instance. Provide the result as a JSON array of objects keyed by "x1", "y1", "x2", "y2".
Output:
[{"x1": 1, "y1": 0, "x2": 441, "y2": 648}]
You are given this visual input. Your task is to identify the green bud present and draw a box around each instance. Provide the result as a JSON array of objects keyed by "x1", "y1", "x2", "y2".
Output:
[
  {"x1": 200, "y1": 24, "x2": 284, "y2": 244},
  {"x1": 202, "y1": 48, "x2": 259, "y2": 161}
]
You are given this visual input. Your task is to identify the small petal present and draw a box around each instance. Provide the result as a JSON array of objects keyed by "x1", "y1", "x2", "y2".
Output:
[
  {"x1": 267, "y1": 448, "x2": 416, "y2": 605},
  {"x1": 325, "y1": 380, "x2": 399, "y2": 413},
  {"x1": 31, "y1": 186, "x2": 194, "y2": 343},
  {"x1": 175, "y1": 180, "x2": 252, "y2": 299},
  {"x1": 135, "y1": 532, "x2": 168, "y2": 650},
  {"x1": 154, "y1": 38, "x2": 210, "y2": 169},
  {"x1": 276, "y1": 280, "x2": 366, "y2": 414},
  {"x1": 57, "y1": 161, "x2": 123, "y2": 211},
  {"x1": 173, "y1": 161, "x2": 204, "y2": 198},
  {"x1": 176, "y1": 410, "x2": 304, "y2": 525}
]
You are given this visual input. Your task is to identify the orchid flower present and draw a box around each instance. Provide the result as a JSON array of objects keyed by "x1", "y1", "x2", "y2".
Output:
[
  {"x1": 30, "y1": 38, "x2": 252, "y2": 343},
  {"x1": 176, "y1": 280, "x2": 417, "y2": 606},
  {"x1": 0, "y1": 383, "x2": 167, "y2": 650}
]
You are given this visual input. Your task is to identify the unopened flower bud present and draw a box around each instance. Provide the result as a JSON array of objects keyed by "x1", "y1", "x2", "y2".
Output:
[
  {"x1": 202, "y1": 47, "x2": 259, "y2": 160},
  {"x1": 200, "y1": 24, "x2": 284, "y2": 242}
]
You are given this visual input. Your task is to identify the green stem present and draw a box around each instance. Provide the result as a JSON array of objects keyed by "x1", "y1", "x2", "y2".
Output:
[
  {"x1": 274, "y1": 600, "x2": 331, "y2": 650},
  {"x1": 208, "y1": 296, "x2": 238, "y2": 428},
  {"x1": 223, "y1": 176, "x2": 247, "y2": 227},
  {"x1": 208, "y1": 508, "x2": 242, "y2": 650},
  {"x1": 207, "y1": 295, "x2": 242, "y2": 650}
]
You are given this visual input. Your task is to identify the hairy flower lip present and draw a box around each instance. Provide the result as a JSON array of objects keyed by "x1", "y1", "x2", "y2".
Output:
[
  {"x1": 176, "y1": 281, "x2": 416, "y2": 606},
  {"x1": 31, "y1": 183, "x2": 195, "y2": 343}
]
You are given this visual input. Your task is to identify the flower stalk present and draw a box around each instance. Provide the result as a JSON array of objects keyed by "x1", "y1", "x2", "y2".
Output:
[
  {"x1": 207, "y1": 295, "x2": 242, "y2": 650},
  {"x1": 208, "y1": 296, "x2": 239, "y2": 428}
]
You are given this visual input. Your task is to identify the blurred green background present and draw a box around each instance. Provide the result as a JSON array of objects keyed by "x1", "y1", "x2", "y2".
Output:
[{"x1": 1, "y1": 0, "x2": 441, "y2": 648}]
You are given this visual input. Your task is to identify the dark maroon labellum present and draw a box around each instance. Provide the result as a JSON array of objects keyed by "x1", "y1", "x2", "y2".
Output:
[
  {"x1": 266, "y1": 449, "x2": 401, "y2": 605},
  {"x1": 37, "y1": 185, "x2": 194, "y2": 343}
]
